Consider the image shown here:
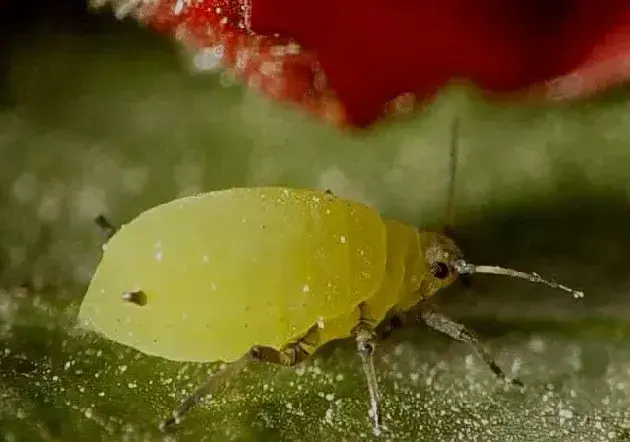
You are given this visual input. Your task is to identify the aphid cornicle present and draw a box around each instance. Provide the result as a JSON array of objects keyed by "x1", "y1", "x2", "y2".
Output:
[{"x1": 78, "y1": 119, "x2": 584, "y2": 434}]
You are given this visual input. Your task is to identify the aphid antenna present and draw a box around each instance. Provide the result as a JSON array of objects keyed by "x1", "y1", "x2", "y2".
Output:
[
  {"x1": 451, "y1": 259, "x2": 585, "y2": 299},
  {"x1": 442, "y1": 116, "x2": 472, "y2": 288},
  {"x1": 444, "y1": 115, "x2": 460, "y2": 235}
]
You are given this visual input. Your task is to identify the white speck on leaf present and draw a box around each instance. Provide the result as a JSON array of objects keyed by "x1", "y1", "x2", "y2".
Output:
[
  {"x1": 558, "y1": 407, "x2": 574, "y2": 419},
  {"x1": 12, "y1": 172, "x2": 37, "y2": 203}
]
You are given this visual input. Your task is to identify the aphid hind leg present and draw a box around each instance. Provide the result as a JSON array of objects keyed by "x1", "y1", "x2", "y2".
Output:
[
  {"x1": 252, "y1": 323, "x2": 320, "y2": 367},
  {"x1": 158, "y1": 341, "x2": 307, "y2": 432},
  {"x1": 253, "y1": 341, "x2": 313, "y2": 367},
  {"x1": 159, "y1": 353, "x2": 251, "y2": 432},
  {"x1": 160, "y1": 325, "x2": 320, "y2": 432},
  {"x1": 94, "y1": 214, "x2": 117, "y2": 239},
  {"x1": 419, "y1": 308, "x2": 523, "y2": 387}
]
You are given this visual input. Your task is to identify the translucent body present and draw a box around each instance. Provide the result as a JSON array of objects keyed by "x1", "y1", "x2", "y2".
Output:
[
  {"x1": 306, "y1": 221, "x2": 460, "y2": 352},
  {"x1": 79, "y1": 187, "x2": 461, "y2": 362}
]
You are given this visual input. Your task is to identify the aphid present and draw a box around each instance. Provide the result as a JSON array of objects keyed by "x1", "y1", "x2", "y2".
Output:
[{"x1": 78, "y1": 119, "x2": 583, "y2": 434}]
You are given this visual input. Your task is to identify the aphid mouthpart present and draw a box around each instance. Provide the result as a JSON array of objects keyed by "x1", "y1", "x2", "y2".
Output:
[
  {"x1": 121, "y1": 290, "x2": 148, "y2": 306},
  {"x1": 451, "y1": 259, "x2": 584, "y2": 299}
]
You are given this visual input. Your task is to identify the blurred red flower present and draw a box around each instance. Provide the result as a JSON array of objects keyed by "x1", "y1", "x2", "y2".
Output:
[{"x1": 106, "y1": 0, "x2": 630, "y2": 127}]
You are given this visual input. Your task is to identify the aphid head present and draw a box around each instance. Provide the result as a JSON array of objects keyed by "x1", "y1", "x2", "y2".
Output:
[
  {"x1": 416, "y1": 231, "x2": 584, "y2": 302},
  {"x1": 415, "y1": 116, "x2": 584, "y2": 303},
  {"x1": 416, "y1": 231, "x2": 465, "y2": 298}
]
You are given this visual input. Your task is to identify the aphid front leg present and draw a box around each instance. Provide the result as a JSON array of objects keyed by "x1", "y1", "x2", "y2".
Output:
[
  {"x1": 419, "y1": 308, "x2": 523, "y2": 387},
  {"x1": 353, "y1": 319, "x2": 382, "y2": 435},
  {"x1": 159, "y1": 353, "x2": 251, "y2": 432}
]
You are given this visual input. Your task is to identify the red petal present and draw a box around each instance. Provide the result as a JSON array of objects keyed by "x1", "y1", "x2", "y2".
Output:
[
  {"x1": 542, "y1": 1, "x2": 630, "y2": 100},
  {"x1": 251, "y1": 1, "x2": 569, "y2": 125},
  {"x1": 129, "y1": 0, "x2": 347, "y2": 125},
  {"x1": 105, "y1": 0, "x2": 630, "y2": 127}
]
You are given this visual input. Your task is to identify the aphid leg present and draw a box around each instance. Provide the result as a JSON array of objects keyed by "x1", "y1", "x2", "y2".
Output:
[
  {"x1": 94, "y1": 214, "x2": 117, "y2": 239},
  {"x1": 353, "y1": 322, "x2": 382, "y2": 435},
  {"x1": 419, "y1": 308, "x2": 523, "y2": 387},
  {"x1": 160, "y1": 329, "x2": 318, "y2": 432},
  {"x1": 256, "y1": 342, "x2": 312, "y2": 367},
  {"x1": 159, "y1": 352, "x2": 251, "y2": 432},
  {"x1": 252, "y1": 324, "x2": 319, "y2": 368},
  {"x1": 253, "y1": 324, "x2": 319, "y2": 367}
]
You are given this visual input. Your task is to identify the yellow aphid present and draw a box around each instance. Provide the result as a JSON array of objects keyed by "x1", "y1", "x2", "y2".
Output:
[
  {"x1": 81, "y1": 187, "x2": 389, "y2": 363},
  {"x1": 79, "y1": 121, "x2": 584, "y2": 433}
]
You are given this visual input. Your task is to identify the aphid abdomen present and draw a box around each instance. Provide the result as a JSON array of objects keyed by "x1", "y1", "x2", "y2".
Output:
[
  {"x1": 360, "y1": 219, "x2": 412, "y2": 326},
  {"x1": 78, "y1": 187, "x2": 388, "y2": 363},
  {"x1": 394, "y1": 231, "x2": 459, "y2": 312},
  {"x1": 263, "y1": 198, "x2": 393, "y2": 356},
  {"x1": 300, "y1": 307, "x2": 362, "y2": 354},
  {"x1": 342, "y1": 199, "x2": 388, "y2": 304},
  {"x1": 305, "y1": 219, "x2": 419, "y2": 352}
]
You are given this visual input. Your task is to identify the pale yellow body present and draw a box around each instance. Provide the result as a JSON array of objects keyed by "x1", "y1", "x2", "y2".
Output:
[
  {"x1": 304, "y1": 219, "x2": 453, "y2": 353},
  {"x1": 78, "y1": 187, "x2": 460, "y2": 363}
]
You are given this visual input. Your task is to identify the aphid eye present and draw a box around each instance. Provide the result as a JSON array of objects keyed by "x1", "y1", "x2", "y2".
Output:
[{"x1": 431, "y1": 262, "x2": 450, "y2": 280}]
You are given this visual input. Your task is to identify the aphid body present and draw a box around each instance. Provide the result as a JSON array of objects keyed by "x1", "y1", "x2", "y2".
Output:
[
  {"x1": 79, "y1": 187, "x2": 460, "y2": 364},
  {"x1": 79, "y1": 121, "x2": 583, "y2": 433}
]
